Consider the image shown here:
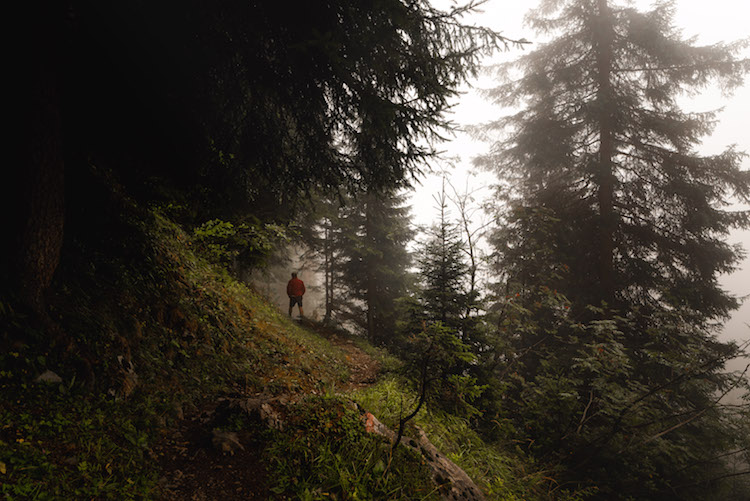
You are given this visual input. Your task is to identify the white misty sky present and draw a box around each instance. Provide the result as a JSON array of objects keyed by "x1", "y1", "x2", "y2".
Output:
[{"x1": 409, "y1": 0, "x2": 750, "y2": 352}]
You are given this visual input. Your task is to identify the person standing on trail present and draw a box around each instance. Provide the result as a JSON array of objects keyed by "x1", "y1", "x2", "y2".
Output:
[{"x1": 287, "y1": 272, "x2": 305, "y2": 317}]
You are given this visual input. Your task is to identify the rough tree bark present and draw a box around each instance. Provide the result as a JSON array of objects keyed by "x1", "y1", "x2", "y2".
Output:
[{"x1": 14, "y1": 1, "x2": 66, "y2": 317}]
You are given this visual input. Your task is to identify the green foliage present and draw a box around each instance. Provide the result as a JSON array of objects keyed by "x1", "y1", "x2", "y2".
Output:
[
  {"x1": 192, "y1": 219, "x2": 241, "y2": 265},
  {"x1": 393, "y1": 184, "x2": 493, "y2": 417},
  {"x1": 192, "y1": 218, "x2": 290, "y2": 269},
  {"x1": 296, "y1": 194, "x2": 352, "y2": 325},
  {"x1": 353, "y1": 378, "x2": 594, "y2": 501},
  {"x1": 486, "y1": 285, "x2": 750, "y2": 499},
  {"x1": 0, "y1": 377, "x2": 160, "y2": 500},
  {"x1": 418, "y1": 190, "x2": 468, "y2": 332},
  {"x1": 62, "y1": 0, "x2": 513, "y2": 225},
  {"x1": 394, "y1": 294, "x2": 429, "y2": 348},
  {"x1": 405, "y1": 322, "x2": 477, "y2": 371},
  {"x1": 266, "y1": 395, "x2": 438, "y2": 500},
  {"x1": 479, "y1": 0, "x2": 750, "y2": 316},
  {"x1": 338, "y1": 189, "x2": 414, "y2": 344},
  {"x1": 402, "y1": 322, "x2": 481, "y2": 415},
  {"x1": 488, "y1": 206, "x2": 571, "y2": 297},
  {"x1": 477, "y1": 0, "x2": 750, "y2": 498}
]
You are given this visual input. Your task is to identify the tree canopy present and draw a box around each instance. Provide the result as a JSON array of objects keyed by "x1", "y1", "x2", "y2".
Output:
[
  {"x1": 64, "y1": 0, "x2": 506, "y2": 207},
  {"x1": 478, "y1": 0, "x2": 750, "y2": 320},
  {"x1": 6, "y1": 0, "x2": 510, "y2": 314}
]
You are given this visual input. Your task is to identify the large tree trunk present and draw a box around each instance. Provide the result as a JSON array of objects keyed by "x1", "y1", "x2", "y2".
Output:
[
  {"x1": 595, "y1": 0, "x2": 616, "y2": 305},
  {"x1": 15, "y1": 2, "x2": 66, "y2": 315},
  {"x1": 20, "y1": 83, "x2": 65, "y2": 311}
]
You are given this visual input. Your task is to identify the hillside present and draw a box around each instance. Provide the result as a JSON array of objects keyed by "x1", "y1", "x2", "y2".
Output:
[{"x1": 0, "y1": 180, "x2": 576, "y2": 500}]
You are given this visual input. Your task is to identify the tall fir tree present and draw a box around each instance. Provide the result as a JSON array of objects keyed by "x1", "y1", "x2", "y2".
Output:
[
  {"x1": 477, "y1": 0, "x2": 750, "y2": 498},
  {"x1": 479, "y1": 0, "x2": 750, "y2": 317},
  {"x1": 446, "y1": 181, "x2": 491, "y2": 353},
  {"x1": 413, "y1": 181, "x2": 491, "y2": 416},
  {"x1": 340, "y1": 189, "x2": 412, "y2": 344}
]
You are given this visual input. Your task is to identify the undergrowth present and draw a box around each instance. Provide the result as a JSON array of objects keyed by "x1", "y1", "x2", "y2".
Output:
[
  {"x1": 1, "y1": 182, "x2": 582, "y2": 500},
  {"x1": 352, "y1": 378, "x2": 596, "y2": 501},
  {"x1": 0, "y1": 376, "x2": 159, "y2": 500},
  {"x1": 0, "y1": 197, "x2": 354, "y2": 498},
  {"x1": 266, "y1": 395, "x2": 438, "y2": 500}
]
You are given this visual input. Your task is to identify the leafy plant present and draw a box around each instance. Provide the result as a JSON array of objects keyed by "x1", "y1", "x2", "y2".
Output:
[
  {"x1": 192, "y1": 218, "x2": 290, "y2": 269},
  {"x1": 266, "y1": 395, "x2": 437, "y2": 500}
]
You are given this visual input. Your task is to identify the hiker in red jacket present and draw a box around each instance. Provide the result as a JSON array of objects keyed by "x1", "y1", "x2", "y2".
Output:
[{"x1": 287, "y1": 272, "x2": 306, "y2": 317}]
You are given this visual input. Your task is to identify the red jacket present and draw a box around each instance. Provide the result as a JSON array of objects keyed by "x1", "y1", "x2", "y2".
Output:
[{"x1": 287, "y1": 277, "x2": 305, "y2": 297}]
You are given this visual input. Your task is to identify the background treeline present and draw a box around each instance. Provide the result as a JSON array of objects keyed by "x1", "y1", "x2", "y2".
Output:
[
  {"x1": 5, "y1": 0, "x2": 750, "y2": 499},
  {"x1": 284, "y1": 1, "x2": 750, "y2": 498}
]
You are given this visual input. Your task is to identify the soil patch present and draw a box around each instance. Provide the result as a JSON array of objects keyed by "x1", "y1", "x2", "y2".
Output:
[
  {"x1": 156, "y1": 416, "x2": 269, "y2": 500},
  {"x1": 329, "y1": 334, "x2": 380, "y2": 391}
]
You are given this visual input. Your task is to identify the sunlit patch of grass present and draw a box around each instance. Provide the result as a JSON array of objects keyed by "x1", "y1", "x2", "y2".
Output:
[
  {"x1": 351, "y1": 377, "x2": 426, "y2": 430},
  {"x1": 351, "y1": 377, "x2": 595, "y2": 501},
  {"x1": 265, "y1": 395, "x2": 439, "y2": 500}
]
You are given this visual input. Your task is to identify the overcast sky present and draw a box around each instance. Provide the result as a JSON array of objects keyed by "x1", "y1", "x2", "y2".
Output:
[{"x1": 410, "y1": 0, "x2": 750, "y2": 353}]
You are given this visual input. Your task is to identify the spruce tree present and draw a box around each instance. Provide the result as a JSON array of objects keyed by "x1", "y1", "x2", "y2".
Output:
[
  {"x1": 478, "y1": 0, "x2": 750, "y2": 497},
  {"x1": 480, "y1": 0, "x2": 750, "y2": 315},
  {"x1": 298, "y1": 195, "x2": 350, "y2": 324},
  {"x1": 339, "y1": 189, "x2": 412, "y2": 344},
  {"x1": 415, "y1": 181, "x2": 490, "y2": 415},
  {"x1": 419, "y1": 183, "x2": 468, "y2": 333}
]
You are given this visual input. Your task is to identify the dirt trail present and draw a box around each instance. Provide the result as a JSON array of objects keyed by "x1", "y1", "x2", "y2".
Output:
[
  {"x1": 156, "y1": 325, "x2": 380, "y2": 500},
  {"x1": 156, "y1": 424, "x2": 268, "y2": 500},
  {"x1": 327, "y1": 333, "x2": 381, "y2": 391}
]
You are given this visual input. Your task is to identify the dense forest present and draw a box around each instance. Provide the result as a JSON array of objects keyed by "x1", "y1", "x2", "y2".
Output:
[{"x1": 3, "y1": 0, "x2": 749, "y2": 499}]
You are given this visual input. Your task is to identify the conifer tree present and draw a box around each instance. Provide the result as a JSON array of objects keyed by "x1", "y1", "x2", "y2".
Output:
[
  {"x1": 298, "y1": 196, "x2": 350, "y2": 324},
  {"x1": 340, "y1": 189, "x2": 412, "y2": 344},
  {"x1": 414, "y1": 181, "x2": 491, "y2": 415},
  {"x1": 477, "y1": 0, "x2": 750, "y2": 497},
  {"x1": 419, "y1": 182, "x2": 468, "y2": 334},
  {"x1": 447, "y1": 181, "x2": 491, "y2": 352},
  {"x1": 479, "y1": 0, "x2": 749, "y2": 316}
]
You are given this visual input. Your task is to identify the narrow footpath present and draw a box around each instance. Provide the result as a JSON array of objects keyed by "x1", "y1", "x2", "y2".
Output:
[{"x1": 155, "y1": 327, "x2": 380, "y2": 500}]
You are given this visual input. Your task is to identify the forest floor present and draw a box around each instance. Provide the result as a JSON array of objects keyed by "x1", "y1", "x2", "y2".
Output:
[
  {"x1": 155, "y1": 323, "x2": 381, "y2": 500},
  {"x1": 304, "y1": 322, "x2": 381, "y2": 393},
  {"x1": 1, "y1": 198, "x2": 558, "y2": 500}
]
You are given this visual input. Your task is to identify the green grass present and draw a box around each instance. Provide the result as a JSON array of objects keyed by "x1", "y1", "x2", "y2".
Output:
[
  {"x1": 0, "y1": 202, "x2": 356, "y2": 499},
  {"x1": 352, "y1": 377, "x2": 595, "y2": 501},
  {"x1": 265, "y1": 394, "x2": 438, "y2": 500},
  {"x1": 0, "y1": 379, "x2": 160, "y2": 500}
]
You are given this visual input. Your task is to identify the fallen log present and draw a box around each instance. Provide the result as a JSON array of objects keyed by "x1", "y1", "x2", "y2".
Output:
[{"x1": 361, "y1": 411, "x2": 486, "y2": 501}]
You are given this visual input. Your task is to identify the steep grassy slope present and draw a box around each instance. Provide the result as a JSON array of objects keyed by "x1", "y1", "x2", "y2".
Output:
[
  {"x1": 1, "y1": 188, "x2": 363, "y2": 498},
  {"x1": 0, "y1": 181, "x2": 580, "y2": 500}
]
